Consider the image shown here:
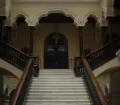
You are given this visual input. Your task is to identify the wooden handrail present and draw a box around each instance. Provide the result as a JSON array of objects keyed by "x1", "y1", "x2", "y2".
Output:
[
  {"x1": 10, "y1": 59, "x2": 33, "y2": 105},
  {"x1": 82, "y1": 57, "x2": 108, "y2": 105},
  {"x1": 33, "y1": 56, "x2": 40, "y2": 77}
]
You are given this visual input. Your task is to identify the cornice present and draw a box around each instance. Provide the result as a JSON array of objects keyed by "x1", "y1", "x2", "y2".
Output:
[{"x1": 12, "y1": 0, "x2": 100, "y2": 4}]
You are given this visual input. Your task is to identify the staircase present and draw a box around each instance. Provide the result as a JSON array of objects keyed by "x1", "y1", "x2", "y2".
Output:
[{"x1": 24, "y1": 69, "x2": 92, "y2": 105}]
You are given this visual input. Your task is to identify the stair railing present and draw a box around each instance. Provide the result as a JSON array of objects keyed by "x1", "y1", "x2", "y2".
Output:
[
  {"x1": 33, "y1": 56, "x2": 40, "y2": 77},
  {"x1": 82, "y1": 57, "x2": 108, "y2": 105},
  {"x1": 0, "y1": 41, "x2": 30, "y2": 70},
  {"x1": 85, "y1": 37, "x2": 120, "y2": 69},
  {"x1": 10, "y1": 58, "x2": 34, "y2": 105},
  {"x1": 74, "y1": 57, "x2": 82, "y2": 77}
]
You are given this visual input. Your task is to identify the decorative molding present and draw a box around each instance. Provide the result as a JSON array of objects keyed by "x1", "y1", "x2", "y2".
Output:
[
  {"x1": 12, "y1": 0, "x2": 100, "y2": 4},
  {"x1": 11, "y1": 12, "x2": 31, "y2": 26},
  {"x1": 10, "y1": 3, "x2": 109, "y2": 26},
  {"x1": 82, "y1": 12, "x2": 101, "y2": 26},
  {"x1": 37, "y1": 8, "x2": 77, "y2": 25}
]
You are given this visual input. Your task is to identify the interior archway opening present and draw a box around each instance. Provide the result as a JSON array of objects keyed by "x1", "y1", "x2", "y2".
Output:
[
  {"x1": 35, "y1": 12, "x2": 79, "y2": 69},
  {"x1": 83, "y1": 15, "x2": 103, "y2": 55}
]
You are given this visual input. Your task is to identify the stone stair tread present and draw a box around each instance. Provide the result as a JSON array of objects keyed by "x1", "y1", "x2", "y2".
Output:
[
  {"x1": 24, "y1": 69, "x2": 91, "y2": 105},
  {"x1": 32, "y1": 79, "x2": 84, "y2": 82},
  {"x1": 25, "y1": 99, "x2": 90, "y2": 102},
  {"x1": 24, "y1": 101, "x2": 91, "y2": 105},
  {"x1": 28, "y1": 92, "x2": 88, "y2": 95},
  {"x1": 31, "y1": 83, "x2": 85, "y2": 87},
  {"x1": 29, "y1": 86, "x2": 86, "y2": 89},
  {"x1": 27, "y1": 96, "x2": 90, "y2": 100},
  {"x1": 28, "y1": 90, "x2": 87, "y2": 92},
  {"x1": 39, "y1": 72, "x2": 74, "y2": 74},
  {"x1": 32, "y1": 81, "x2": 83, "y2": 85},
  {"x1": 37, "y1": 76, "x2": 76, "y2": 78},
  {"x1": 29, "y1": 86, "x2": 86, "y2": 88},
  {"x1": 29, "y1": 88, "x2": 87, "y2": 91}
]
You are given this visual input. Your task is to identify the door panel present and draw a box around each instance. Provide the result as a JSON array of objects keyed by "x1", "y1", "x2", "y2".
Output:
[{"x1": 44, "y1": 33, "x2": 68, "y2": 69}]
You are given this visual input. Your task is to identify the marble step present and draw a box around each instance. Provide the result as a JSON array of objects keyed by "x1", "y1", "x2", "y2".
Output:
[
  {"x1": 32, "y1": 78, "x2": 84, "y2": 82},
  {"x1": 40, "y1": 69, "x2": 73, "y2": 72},
  {"x1": 34, "y1": 76, "x2": 82, "y2": 79},
  {"x1": 28, "y1": 91, "x2": 88, "y2": 96},
  {"x1": 28, "y1": 89, "x2": 88, "y2": 93},
  {"x1": 38, "y1": 74, "x2": 76, "y2": 78},
  {"x1": 25, "y1": 99, "x2": 90, "y2": 102},
  {"x1": 24, "y1": 101, "x2": 91, "y2": 105},
  {"x1": 39, "y1": 72, "x2": 74, "y2": 74},
  {"x1": 30, "y1": 83, "x2": 86, "y2": 87},
  {"x1": 29, "y1": 86, "x2": 87, "y2": 90},
  {"x1": 31, "y1": 81, "x2": 84, "y2": 84},
  {"x1": 28, "y1": 92, "x2": 89, "y2": 96},
  {"x1": 26, "y1": 95, "x2": 90, "y2": 100}
]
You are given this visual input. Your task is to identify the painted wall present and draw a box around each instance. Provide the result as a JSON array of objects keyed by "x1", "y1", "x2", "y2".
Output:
[
  {"x1": 94, "y1": 57, "x2": 120, "y2": 77},
  {"x1": 0, "y1": 0, "x2": 6, "y2": 16},
  {"x1": 10, "y1": 22, "x2": 104, "y2": 68},
  {"x1": 34, "y1": 23, "x2": 79, "y2": 68},
  {"x1": 0, "y1": 0, "x2": 12, "y2": 17},
  {"x1": 0, "y1": 59, "x2": 22, "y2": 79},
  {"x1": 10, "y1": 23, "x2": 30, "y2": 50},
  {"x1": 97, "y1": 67, "x2": 120, "y2": 104},
  {"x1": 97, "y1": 73, "x2": 111, "y2": 95},
  {"x1": 83, "y1": 23, "x2": 103, "y2": 53},
  {"x1": 3, "y1": 75, "x2": 18, "y2": 96}
]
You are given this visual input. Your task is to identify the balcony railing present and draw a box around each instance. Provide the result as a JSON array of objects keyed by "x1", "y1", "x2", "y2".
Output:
[
  {"x1": 85, "y1": 37, "x2": 120, "y2": 69},
  {"x1": 0, "y1": 41, "x2": 30, "y2": 70}
]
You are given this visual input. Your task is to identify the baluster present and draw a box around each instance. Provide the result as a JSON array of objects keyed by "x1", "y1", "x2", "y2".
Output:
[
  {"x1": 92, "y1": 53, "x2": 95, "y2": 68},
  {"x1": 98, "y1": 51, "x2": 100, "y2": 66},
  {"x1": 8, "y1": 46, "x2": 10, "y2": 61},
  {"x1": 94, "y1": 52, "x2": 97, "y2": 68},
  {"x1": 19, "y1": 53, "x2": 22, "y2": 69},
  {"x1": 17, "y1": 51, "x2": 19, "y2": 67}
]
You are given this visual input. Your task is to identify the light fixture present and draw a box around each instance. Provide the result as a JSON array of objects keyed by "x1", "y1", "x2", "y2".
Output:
[{"x1": 53, "y1": 23, "x2": 60, "y2": 50}]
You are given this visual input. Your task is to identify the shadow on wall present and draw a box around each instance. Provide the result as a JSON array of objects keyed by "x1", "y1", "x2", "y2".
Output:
[{"x1": 97, "y1": 66, "x2": 120, "y2": 105}]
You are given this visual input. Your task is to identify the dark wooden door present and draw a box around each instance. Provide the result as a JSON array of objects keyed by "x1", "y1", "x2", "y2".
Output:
[{"x1": 44, "y1": 33, "x2": 68, "y2": 69}]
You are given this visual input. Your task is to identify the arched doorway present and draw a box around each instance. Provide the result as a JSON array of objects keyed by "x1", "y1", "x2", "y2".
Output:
[
  {"x1": 83, "y1": 15, "x2": 102, "y2": 55},
  {"x1": 44, "y1": 33, "x2": 68, "y2": 69}
]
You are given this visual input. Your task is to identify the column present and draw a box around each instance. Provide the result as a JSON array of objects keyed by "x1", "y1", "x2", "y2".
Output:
[
  {"x1": 101, "y1": 26, "x2": 108, "y2": 45},
  {"x1": 107, "y1": 16, "x2": 113, "y2": 41},
  {"x1": 0, "y1": 16, "x2": 6, "y2": 40},
  {"x1": 29, "y1": 26, "x2": 35, "y2": 55},
  {"x1": 78, "y1": 26, "x2": 83, "y2": 56},
  {"x1": 4, "y1": 26, "x2": 11, "y2": 43}
]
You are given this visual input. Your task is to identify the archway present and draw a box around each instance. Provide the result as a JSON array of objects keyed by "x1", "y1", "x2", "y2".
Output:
[
  {"x1": 83, "y1": 15, "x2": 102, "y2": 55},
  {"x1": 44, "y1": 33, "x2": 68, "y2": 69},
  {"x1": 10, "y1": 14, "x2": 30, "y2": 54},
  {"x1": 35, "y1": 12, "x2": 79, "y2": 69}
]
